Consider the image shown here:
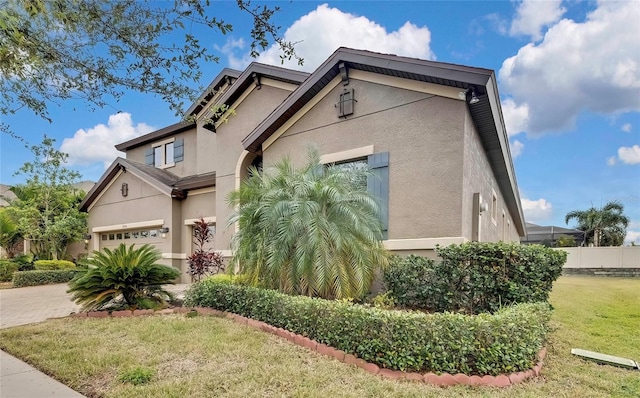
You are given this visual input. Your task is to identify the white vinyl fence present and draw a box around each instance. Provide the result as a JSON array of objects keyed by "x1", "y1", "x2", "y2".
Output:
[{"x1": 556, "y1": 247, "x2": 640, "y2": 269}]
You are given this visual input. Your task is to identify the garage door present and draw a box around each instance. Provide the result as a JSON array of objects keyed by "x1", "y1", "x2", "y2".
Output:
[{"x1": 99, "y1": 228, "x2": 163, "y2": 252}]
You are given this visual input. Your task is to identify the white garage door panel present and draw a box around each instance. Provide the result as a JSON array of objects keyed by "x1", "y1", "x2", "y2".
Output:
[{"x1": 99, "y1": 229, "x2": 163, "y2": 252}]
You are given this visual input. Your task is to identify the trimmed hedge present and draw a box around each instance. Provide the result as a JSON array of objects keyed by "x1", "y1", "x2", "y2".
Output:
[
  {"x1": 185, "y1": 280, "x2": 551, "y2": 375},
  {"x1": 12, "y1": 270, "x2": 78, "y2": 287},
  {"x1": 0, "y1": 260, "x2": 19, "y2": 282},
  {"x1": 385, "y1": 242, "x2": 566, "y2": 314},
  {"x1": 34, "y1": 260, "x2": 76, "y2": 270}
]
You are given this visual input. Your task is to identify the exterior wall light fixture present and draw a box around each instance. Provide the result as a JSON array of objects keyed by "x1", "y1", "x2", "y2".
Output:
[{"x1": 159, "y1": 227, "x2": 170, "y2": 238}]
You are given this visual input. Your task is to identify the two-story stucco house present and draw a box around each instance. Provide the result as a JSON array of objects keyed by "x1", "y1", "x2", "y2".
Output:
[{"x1": 80, "y1": 47, "x2": 525, "y2": 282}]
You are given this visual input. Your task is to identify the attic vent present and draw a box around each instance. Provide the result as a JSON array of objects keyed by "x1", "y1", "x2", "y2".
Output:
[{"x1": 336, "y1": 88, "x2": 356, "y2": 118}]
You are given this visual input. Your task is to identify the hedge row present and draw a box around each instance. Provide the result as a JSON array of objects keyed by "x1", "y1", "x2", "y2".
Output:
[
  {"x1": 385, "y1": 242, "x2": 566, "y2": 314},
  {"x1": 12, "y1": 270, "x2": 78, "y2": 287},
  {"x1": 34, "y1": 260, "x2": 76, "y2": 270},
  {"x1": 185, "y1": 280, "x2": 550, "y2": 375}
]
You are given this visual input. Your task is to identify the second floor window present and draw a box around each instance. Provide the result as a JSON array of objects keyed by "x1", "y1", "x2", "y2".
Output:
[
  {"x1": 145, "y1": 138, "x2": 183, "y2": 168},
  {"x1": 154, "y1": 142, "x2": 174, "y2": 167}
]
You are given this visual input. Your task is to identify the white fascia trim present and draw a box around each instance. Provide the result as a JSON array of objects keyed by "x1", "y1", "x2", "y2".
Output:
[
  {"x1": 383, "y1": 237, "x2": 468, "y2": 250},
  {"x1": 197, "y1": 81, "x2": 230, "y2": 120},
  {"x1": 92, "y1": 219, "x2": 164, "y2": 233},
  {"x1": 87, "y1": 169, "x2": 123, "y2": 212},
  {"x1": 261, "y1": 77, "x2": 299, "y2": 92},
  {"x1": 152, "y1": 137, "x2": 176, "y2": 147},
  {"x1": 215, "y1": 84, "x2": 256, "y2": 129},
  {"x1": 320, "y1": 145, "x2": 375, "y2": 164},
  {"x1": 262, "y1": 76, "x2": 342, "y2": 151},
  {"x1": 162, "y1": 253, "x2": 187, "y2": 260},
  {"x1": 184, "y1": 216, "x2": 216, "y2": 226},
  {"x1": 349, "y1": 70, "x2": 463, "y2": 101},
  {"x1": 188, "y1": 187, "x2": 215, "y2": 196}
]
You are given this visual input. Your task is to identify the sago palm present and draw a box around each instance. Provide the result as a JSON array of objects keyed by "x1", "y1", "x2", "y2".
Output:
[
  {"x1": 227, "y1": 150, "x2": 390, "y2": 299},
  {"x1": 565, "y1": 201, "x2": 629, "y2": 246},
  {"x1": 67, "y1": 243, "x2": 180, "y2": 311}
]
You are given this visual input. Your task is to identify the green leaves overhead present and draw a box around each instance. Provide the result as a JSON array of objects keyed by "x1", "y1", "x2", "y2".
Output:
[{"x1": 0, "y1": 0, "x2": 301, "y2": 139}]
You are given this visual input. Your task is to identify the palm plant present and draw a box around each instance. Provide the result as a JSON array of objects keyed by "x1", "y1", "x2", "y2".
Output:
[
  {"x1": 565, "y1": 201, "x2": 629, "y2": 246},
  {"x1": 227, "y1": 150, "x2": 390, "y2": 300},
  {"x1": 67, "y1": 244, "x2": 180, "y2": 311}
]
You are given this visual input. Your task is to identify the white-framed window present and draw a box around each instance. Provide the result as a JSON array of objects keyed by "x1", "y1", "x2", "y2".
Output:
[
  {"x1": 145, "y1": 137, "x2": 185, "y2": 169},
  {"x1": 153, "y1": 140, "x2": 175, "y2": 169}
]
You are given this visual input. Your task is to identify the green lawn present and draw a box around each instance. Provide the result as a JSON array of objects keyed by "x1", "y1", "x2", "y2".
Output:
[{"x1": 0, "y1": 276, "x2": 638, "y2": 397}]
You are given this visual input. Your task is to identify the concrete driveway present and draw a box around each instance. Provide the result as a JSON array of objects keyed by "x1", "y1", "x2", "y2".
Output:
[
  {"x1": 0, "y1": 283, "x2": 190, "y2": 329},
  {"x1": 0, "y1": 283, "x2": 80, "y2": 329}
]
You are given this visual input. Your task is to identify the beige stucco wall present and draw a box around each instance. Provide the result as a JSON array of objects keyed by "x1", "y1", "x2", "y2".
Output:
[
  {"x1": 213, "y1": 84, "x2": 293, "y2": 251},
  {"x1": 461, "y1": 110, "x2": 519, "y2": 242},
  {"x1": 262, "y1": 78, "x2": 466, "y2": 241},
  {"x1": 86, "y1": 171, "x2": 178, "y2": 266}
]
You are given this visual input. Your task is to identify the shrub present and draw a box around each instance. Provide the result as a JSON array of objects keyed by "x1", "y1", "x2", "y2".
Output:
[
  {"x1": 185, "y1": 280, "x2": 551, "y2": 375},
  {"x1": 34, "y1": 260, "x2": 76, "y2": 270},
  {"x1": 12, "y1": 270, "x2": 77, "y2": 287},
  {"x1": 67, "y1": 244, "x2": 180, "y2": 311},
  {"x1": 13, "y1": 254, "x2": 35, "y2": 271},
  {"x1": 187, "y1": 217, "x2": 224, "y2": 282},
  {"x1": 0, "y1": 260, "x2": 19, "y2": 282},
  {"x1": 383, "y1": 255, "x2": 438, "y2": 309}
]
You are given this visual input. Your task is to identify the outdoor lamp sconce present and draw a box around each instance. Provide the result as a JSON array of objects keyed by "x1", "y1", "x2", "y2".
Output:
[
  {"x1": 83, "y1": 234, "x2": 91, "y2": 249},
  {"x1": 458, "y1": 87, "x2": 480, "y2": 105},
  {"x1": 159, "y1": 227, "x2": 170, "y2": 238}
]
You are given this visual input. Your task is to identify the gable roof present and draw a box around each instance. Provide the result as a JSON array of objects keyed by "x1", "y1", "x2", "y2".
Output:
[
  {"x1": 79, "y1": 158, "x2": 215, "y2": 212},
  {"x1": 186, "y1": 68, "x2": 242, "y2": 116},
  {"x1": 115, "y1": 121, "x2": 195, "y2": 152},
  {"x1": 241, "y1": 47, "x2": 525, "y2": 235}
]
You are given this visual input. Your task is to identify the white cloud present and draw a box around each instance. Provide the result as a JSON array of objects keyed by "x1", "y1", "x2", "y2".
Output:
[
  {"x1": 622, "y1": 123, "x2": 632, "y2": 133},
  {"x1": 607, "y1": 156, "x2": 617, "y2": 166},
  {"x1": 499, "y1": 1, "x2": 640, "y2": 134},
  {"x1": 617, "y1": 145, "x2": 640, "y2": 165},
  {"x1": 521, "y1": 197, "x2": 553, "y2": 222},
  {"x1": 509, "y1": 0, "x2": 566, "y2": 41},
  {"x1": 502, "y1": 98, "x2": 530, "y2": 137},
  {"x1": 223, "y1": 4, "x2": 434, "y2": 72},
  {"x1": 625, "y1": 230, "x2": 640, "y2": 245},
  {"x1": 214, "y1": 38, "x2": 251, "y2": 70},
  {"x1": 511, "y1": 140, "x2": 525, "y2": 158},
  {"x1": 60, "y1": 113, "x2": 154, "y2": 168}
]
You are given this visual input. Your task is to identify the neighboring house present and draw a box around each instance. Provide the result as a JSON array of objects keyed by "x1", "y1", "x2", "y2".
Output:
[
  {"x1": 79, "y1": 47, "x2": 525, "y2": 282},
  {"x1": 521, "y1": 222, "x2": 585, "y2": 246}
]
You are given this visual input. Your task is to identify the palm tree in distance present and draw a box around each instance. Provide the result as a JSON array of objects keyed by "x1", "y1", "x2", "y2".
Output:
[
  {"x1": 227, "y1": 149, "x2": 390, "y2": 299},
  {"x1": 565, "y1": 201, "x2": 629, "y2": 247}
]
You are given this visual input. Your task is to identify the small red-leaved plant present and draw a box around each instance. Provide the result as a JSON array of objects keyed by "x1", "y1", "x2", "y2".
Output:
[{"x1": 187, "y1": 217, "x2": 224, "y2": 282}]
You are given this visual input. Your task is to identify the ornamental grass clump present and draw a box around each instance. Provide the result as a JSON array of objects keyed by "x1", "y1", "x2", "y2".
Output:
[{"x1": 67, "y1": 243, "x2": 179, "y2": 311}]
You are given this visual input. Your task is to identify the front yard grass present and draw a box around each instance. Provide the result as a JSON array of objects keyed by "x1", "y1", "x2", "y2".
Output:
[{"x1": 0, "y1": 276, "x2": 638, "y2": 397}]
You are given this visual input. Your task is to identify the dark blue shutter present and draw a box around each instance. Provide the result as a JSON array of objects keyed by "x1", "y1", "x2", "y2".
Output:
[
  {"x1": 174, "y1": 138, "x2": 184, "y2": 163},
  {"x1": 367, "y1": 152, "x2": 389, "y2": 239},
  {"x1": 145, "y1": 147, "x2": 154, "y2": 166}
]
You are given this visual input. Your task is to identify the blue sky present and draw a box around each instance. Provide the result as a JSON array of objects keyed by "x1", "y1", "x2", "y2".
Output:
[{"x1": 1, "y1": 0, "x2": 639, "y2": 243}]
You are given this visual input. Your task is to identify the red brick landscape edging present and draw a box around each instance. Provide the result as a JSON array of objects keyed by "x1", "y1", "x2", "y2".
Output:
[{"x1": 70, "y1": 307, "x2": 546, "y2": 387}]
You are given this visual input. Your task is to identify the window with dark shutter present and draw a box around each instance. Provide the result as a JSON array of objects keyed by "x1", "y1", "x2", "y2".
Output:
[
  {"x1": 367, "y1": 152, "x2": 389, "y2": 239},
  {"x1": 145, "y1": 147, "x2": 154, "y2": 165},
  {"x1": 173, "y1": 138, "x2": 184, "y2": 162}
]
